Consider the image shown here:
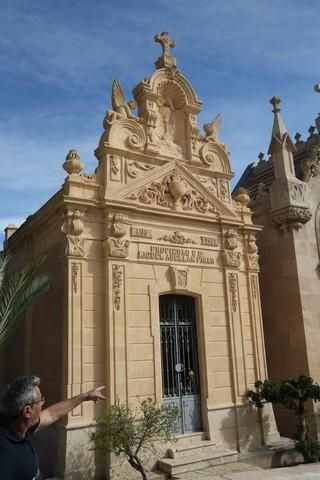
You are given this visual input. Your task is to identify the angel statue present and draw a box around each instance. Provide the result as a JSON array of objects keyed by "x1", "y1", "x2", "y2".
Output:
[
  {"x1": 203, "y1": 114, "x2": 221, "y2": 142},
  {"x1": 106, "y1": 79, "x2": 139, "y2": 125}
]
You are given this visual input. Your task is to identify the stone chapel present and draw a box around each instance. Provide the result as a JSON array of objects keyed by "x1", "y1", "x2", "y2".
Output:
[
  {"x1": 235, "y1": 94, "x2": 320, "y2": 439},
  {"x1": 2, "y1": 33, "x2": 279, "y2": 479}
]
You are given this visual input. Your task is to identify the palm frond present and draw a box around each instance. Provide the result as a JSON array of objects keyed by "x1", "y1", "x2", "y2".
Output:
[{"x1": 0, "y1": 255, "x2": 50, "y2": 347}]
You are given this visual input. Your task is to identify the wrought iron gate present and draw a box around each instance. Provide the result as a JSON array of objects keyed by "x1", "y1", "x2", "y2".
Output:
[{"x1": 160, "y1": 294, "x2": 202, "y2": 434}]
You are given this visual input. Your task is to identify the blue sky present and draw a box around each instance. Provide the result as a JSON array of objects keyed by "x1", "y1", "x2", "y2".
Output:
[{"x1": 1, "y1": 0, "x2": 319, "y2": 245}]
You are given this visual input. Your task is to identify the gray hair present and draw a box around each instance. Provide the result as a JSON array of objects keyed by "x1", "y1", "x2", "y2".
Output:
[{"x1": 0, "y1": 375, "x2": 41, "y2": 417}]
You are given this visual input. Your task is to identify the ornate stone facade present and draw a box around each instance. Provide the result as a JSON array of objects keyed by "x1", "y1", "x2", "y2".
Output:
[{"x1": 1, "y1": 34, "x2": 278, "y2": 479}]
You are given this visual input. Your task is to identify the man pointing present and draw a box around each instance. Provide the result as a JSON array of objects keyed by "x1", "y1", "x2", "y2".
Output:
[{"x1": 0, "y1": 375, "x2": 105, "y2": 479}]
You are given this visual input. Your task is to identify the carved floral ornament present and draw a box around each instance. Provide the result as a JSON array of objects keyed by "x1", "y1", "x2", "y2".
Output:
[
  {"x1": 61, "y1": 210, "x2": 85, "y2": 258},
  {"x1": 127, "y1": 172, "x2": 217, "y2": 215}
]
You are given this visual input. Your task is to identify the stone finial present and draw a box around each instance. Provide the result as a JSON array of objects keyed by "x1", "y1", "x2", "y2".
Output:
[
  {"x1": 308, "y1": 126, "x2": 316, "y2": 138},
  {"x1": 63, "y1": 149, "x2": 84, "y2": 175},
  {"x1": 258, "y1": 152, "x2": 265, "y2": 162},
  {"x1": 154, "y1": 31, "x2": 177, "y2": 69},
  {"x1": 295, "y1": 132, "x2": 302, "y2": 144},
  {"x1": 234, "y1": 187, "x2": 250, "y2": 207},
  {"x1": 314, "y1": 84, "x2": 320, "y2": 93},
  {"x1": 270, "y1": 96, "x2": 281, "y2": 112}
]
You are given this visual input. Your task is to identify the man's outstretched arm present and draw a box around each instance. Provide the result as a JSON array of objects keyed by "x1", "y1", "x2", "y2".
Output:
[{"x1": 39, "y1": 386, "x2": 105, "y2": 428}]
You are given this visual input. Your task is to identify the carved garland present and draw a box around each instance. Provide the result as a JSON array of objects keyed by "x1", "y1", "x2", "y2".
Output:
[
  {"x1": 72, "y1": 264, "x2": 80, "y2": 294},
  {"x1": 127, "y1": 173, "x2": 216, "y2": 215},
  {"x1": 229, "y1": 273, "x2": 238, "y2": 312},
  {"x1": 112, "y1": 265, "x2": 123, "y2": 311},
  {"x1": 158, "y1": 231, "x2": 196, "y2": 244}
]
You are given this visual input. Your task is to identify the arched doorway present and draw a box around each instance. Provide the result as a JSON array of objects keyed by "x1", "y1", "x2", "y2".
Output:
[{"x1": 159, "y1": 294, "x2": 202, "y2": 434}]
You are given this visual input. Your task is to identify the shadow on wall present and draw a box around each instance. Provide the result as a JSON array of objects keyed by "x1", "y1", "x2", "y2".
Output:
[
  {"x1": 34, "y1": 422, "x2": 106, "y2": 480},
  {"x1": 218, "y1": 403, "x2": 271, "y2": 452}
]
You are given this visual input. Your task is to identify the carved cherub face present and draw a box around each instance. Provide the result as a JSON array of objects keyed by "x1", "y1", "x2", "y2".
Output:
[{"x1": 128, "y1": 100, "x2": 137, "y2": 111}]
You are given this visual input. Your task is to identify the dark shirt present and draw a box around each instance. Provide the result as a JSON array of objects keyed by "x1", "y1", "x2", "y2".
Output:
[{"x1": 0, "y1": 420, "x2": 40, "y2": 480}]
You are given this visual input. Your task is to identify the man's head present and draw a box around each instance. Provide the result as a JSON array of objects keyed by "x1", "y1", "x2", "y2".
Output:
[{"x1": 0, "y1": 375, "x2": 43, "y2": 423}]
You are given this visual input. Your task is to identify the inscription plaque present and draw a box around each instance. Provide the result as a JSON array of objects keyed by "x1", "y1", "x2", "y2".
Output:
[
  {"x1": 138, "y1": 244, "x2": 215, "y2": 264},
  {"x1": 131, "y1": 226, "x2": 152, "y2": 239},
  {"x1": 200, "y1": 236, "x2": 218, "y2": 247}
]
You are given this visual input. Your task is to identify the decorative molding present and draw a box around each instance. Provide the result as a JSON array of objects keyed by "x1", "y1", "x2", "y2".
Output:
[
  {"x1": 229, "y1": 273, "x2": 238, "y2": 312},
  {"x1": 72, "y1": 264, "x2": 80, "y2": 294},
  {"x1": 110, "y1": 155, "x2": 121, "y2": 181},
  {"x1": 197, "y1": 176, "x2": 217, "y2": 195},
  {"x1": 127, "y1": 172, "x2": 216, "y2": 214},
  {"x1": 126, "y1": 161, "x2": 155, "y2": 178},
  {"x1": 112, "y1": 265, "x2": 124, "y2": 311},
  {"x1": 251, "y1": 276, "x2": 258, "y2": 300},
  {"x1": 158, "y1": 230, "x2": 196, "y2": 244},
  {"x1": 170, "y1": 266, "x2": 189, "y2": 289},
  {"x1": 270, "y1": 206, "x2": 312, "y2": 231},
  {"x1": 219, "y1": 179, "x2": 229, "y2": 202}
]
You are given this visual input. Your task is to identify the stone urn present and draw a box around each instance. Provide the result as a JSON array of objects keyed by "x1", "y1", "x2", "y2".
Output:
[
  {"x1": 169, "y1": 178, "x2": 187, "y2": 203},
  {"x1": 63, "y1": 149, "x2": 84, "y2": 175},
  {"x1": 234, "y1": 187, "x2": 250, "y2": 207}
]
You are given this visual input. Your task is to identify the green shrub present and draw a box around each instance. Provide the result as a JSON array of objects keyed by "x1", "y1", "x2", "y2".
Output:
[{"x1": 91, "y1": 397, "x2": 178, "y2": 480}]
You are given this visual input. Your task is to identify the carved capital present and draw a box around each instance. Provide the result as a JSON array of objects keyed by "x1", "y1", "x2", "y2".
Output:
[
  {"x1": 270, "y1": 206, "x2": 312, "y2": 231},
  {"x1": 66, "y1": 236, "x2": 85, "y2": 257},
  {"x1": 107, "y1": 238, "x2": 130, "y2": 258},
  {"x1": 222, "y1": 250, "x2": 241, "y2": 268},
  {"x1": 170, "y1": 266, "x2": 189, "y2": 289}
]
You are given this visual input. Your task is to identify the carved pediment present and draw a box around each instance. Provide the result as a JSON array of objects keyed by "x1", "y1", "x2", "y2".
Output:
[{"x1": 115, "y1": 161, "x2": 236, "y2": 218}]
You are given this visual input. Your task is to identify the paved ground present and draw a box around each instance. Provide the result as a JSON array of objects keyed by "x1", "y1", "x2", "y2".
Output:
[{"x1": 174, "y1": 462, "x2": 320, "y2": 479}]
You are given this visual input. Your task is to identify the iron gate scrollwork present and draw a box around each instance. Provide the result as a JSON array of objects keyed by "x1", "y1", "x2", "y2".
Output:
[{"x1": 160, "y1": 294, "x2": 202, "y2": 434}]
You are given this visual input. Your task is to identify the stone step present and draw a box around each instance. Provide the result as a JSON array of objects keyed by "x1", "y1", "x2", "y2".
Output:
[
  {"x1": 167, "y1": 440, "x2": 217, "y2": 458},
  {"x1": 158, "y1": 446, "x2": 238, "y2": 476},
  {"x1": 149, "y1": 470, "x2": 168, "y2": 480}
]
